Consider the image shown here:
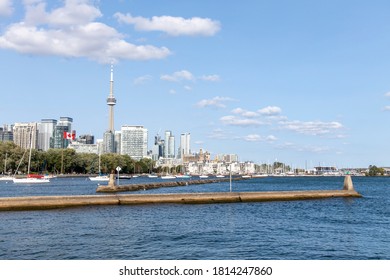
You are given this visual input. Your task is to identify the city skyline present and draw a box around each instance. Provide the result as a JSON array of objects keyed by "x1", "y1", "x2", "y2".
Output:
[{"x1": 1, "y1": 1, "x2": 390, "y2": 168}]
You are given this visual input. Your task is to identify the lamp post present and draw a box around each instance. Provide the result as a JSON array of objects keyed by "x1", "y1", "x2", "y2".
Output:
[
  {"x1": 116, "y1": 166, "x2": 121, "y2": 186},
  {"x1": 229, "y1": 163, "x2": 232, "y2": 192}
]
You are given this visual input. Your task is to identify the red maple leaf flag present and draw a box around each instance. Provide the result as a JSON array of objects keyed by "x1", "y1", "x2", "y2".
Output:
[{"x1": 63, "y1": 132, "x2": 76, "y2": 140}]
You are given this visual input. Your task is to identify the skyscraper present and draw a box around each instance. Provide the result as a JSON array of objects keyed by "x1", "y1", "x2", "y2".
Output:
[
  {"x1": 164, "y1": 130, "x2": 175, "y2": 158},
  {"x1": 38, "y1": 119, "x2": 57, "y2": 151},
  {"x1": 179, "y1": 133, "x2": 191, "y2": 159},
  {"x1": 103, "y1": 64, "x2": 117, "y2": 153},
  {"x1": 120, "y1": 126, "x2": 148, "y2": 160}
]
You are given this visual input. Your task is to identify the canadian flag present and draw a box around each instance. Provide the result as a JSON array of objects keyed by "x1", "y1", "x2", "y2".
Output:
[{"x1": 63, "y1": 132, "x2": 76, "y2": 140}]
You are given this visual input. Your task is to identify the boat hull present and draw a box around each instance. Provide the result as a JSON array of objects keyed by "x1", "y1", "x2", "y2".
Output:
[
  {"x1": 89, "y1": 176, "x2": 110, "y2": 182},
  {"x1": 13, "y1": 178, "x2": 50, "y2": 184}
]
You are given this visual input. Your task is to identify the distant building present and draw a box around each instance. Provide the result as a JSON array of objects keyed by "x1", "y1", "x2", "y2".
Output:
[
  {"x1": 52, "y1": 117, "x2": 73, "y2": 149},
  {"x1": 0, "y1": 125, "x2": 13, "y2": 142},
  {"x1": 103, "y1": 131, "x2": 115, "y2": 153},
  {"x1": 68, "y1": 142, "x2": 98, "y2": 154},
  {"x1": 152, "y1": 134, "x2": 164, "y2": 160},
  {"x1": 214, "y1": 154, "x2": 239, "y2": 163},
  {"x1": 68, "y1": 134, "x2": 97, "y2": 154},
  {"x1": 38, "y1": 119, "x2": 57, "y2": 151},
  {"x1": 114, "y1": 131, "x2": 121, "y2": 154},
  {"x1": 120, "y1": 125, "x2": 148, "y2": 160},
  {"x1": 183, "y1": 148, "x2": 210, "y2": 163},
  {"x1": 179, "y1": 133, "x2": 190, "y2": 159},
  {"x1": 314, "y1": 166, "x2": 339, "y2": 176},
  {"x1": 77, "y1": 134, "x2": 94, "y2": 144},
  {"x1": 164, "y1": 130, "x2": 175, "y2": 158},
  {"x1": 13, "y1": 122, "x2": 38, "y2": 149}
]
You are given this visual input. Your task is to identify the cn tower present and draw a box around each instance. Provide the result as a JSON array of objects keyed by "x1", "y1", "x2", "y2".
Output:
[{"x1": 106, "y1": 64, "x2": 116, "y2": 132}]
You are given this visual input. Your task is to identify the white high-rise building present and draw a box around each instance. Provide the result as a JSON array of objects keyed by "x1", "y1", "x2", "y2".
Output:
[
  {"x1": 38, "y1": 119, "x2": 57, "y2": 151},
  {"x1": 164, "y1": 130, "x2": 175, "y2": 158},
  {"x1": 179, "y1": 133, "x2": 191, "y2": 159},
  {"x1": 13, "y1": 122, "x2": 38, "y2": 150},
  {"x1": 120, "y1": 126, "x2": 148, "y2": 160}
]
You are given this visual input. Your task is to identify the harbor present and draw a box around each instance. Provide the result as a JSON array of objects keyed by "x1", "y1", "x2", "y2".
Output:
[{"x1": 1, "y1": 175, "x2": 387, "y2": 260}]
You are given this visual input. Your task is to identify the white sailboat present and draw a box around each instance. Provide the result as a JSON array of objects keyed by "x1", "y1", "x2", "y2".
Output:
[
  {"x1": 13, "y1": 127, "x2": 50, "y2": 184},
  {"x1": 89, "y1": 153, "x2": 109, "y2": 181}
]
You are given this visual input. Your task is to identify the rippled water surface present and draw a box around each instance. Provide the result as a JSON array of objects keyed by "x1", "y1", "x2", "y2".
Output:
[{"x1": 0, "y1": 176, "x2": 389, "y2": 259}]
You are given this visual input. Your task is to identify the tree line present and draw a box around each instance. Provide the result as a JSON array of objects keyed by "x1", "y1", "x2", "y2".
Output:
[{"x1": 0, "y1": 142, "x2": 157, "y2": 175}]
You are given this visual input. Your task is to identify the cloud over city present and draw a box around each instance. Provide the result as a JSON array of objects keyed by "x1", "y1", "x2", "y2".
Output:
[
  {"x1": 0, "y1": 0, "x2": 174, "y2": 63},
  {"x1": 114, "y1": 13, "x2": 221, "y2": 37}
]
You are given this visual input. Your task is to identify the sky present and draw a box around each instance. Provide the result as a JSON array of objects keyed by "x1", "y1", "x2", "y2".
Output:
[{"x1": 1, "y1": 0, "x2": 390, "y2": 168}]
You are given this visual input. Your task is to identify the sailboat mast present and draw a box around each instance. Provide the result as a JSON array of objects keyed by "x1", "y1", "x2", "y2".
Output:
[
  {"x1": 4, "y1": 153, "x2": 6, "y2": 174},
  {"x1": 27, "y1": 126, "x2": 34, "y2": 174}
]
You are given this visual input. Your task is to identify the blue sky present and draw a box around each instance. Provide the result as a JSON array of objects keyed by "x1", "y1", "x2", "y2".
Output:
[{"x1": 1, "y1": 0, "x2": 390, "y2": 168}]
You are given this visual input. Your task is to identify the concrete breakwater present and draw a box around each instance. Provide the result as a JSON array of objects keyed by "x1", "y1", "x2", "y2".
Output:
[
  {"x1": 0, "y1": 190, "x2": 361, "y2": 211},
  {"x1": 0, "y1": 176, "x2": 362, "y2": 211},
  {"x1": 96, "y1": 177, "x2": 246, "y2": 193}
]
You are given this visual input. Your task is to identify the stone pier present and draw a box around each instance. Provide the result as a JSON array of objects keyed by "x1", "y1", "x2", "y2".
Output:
[{"x1": 0, "y1": 176, "x2": 362, "y2": 211}]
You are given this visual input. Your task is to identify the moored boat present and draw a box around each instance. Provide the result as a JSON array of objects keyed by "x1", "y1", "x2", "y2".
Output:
[
  {"x1": 13, "y1": 174, "x2": 50, "y2": 184},
  {"x1": 89, "y1": 175, "x2": 110, "y2": 181}
]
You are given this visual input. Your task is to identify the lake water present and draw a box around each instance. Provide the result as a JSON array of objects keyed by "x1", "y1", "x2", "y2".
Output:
[{"x1": 0, "y1": 176, "x2": 389, "y2": 260}]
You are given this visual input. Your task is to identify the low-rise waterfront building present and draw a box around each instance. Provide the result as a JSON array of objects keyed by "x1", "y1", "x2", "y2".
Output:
[{"x1": 68, "y1": 142, "x2": 98, "y2": 154}]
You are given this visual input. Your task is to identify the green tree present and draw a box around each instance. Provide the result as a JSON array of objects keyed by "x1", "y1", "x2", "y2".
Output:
[{"x1": 367, "y1": 165, "x2": 385, "y2": 176}]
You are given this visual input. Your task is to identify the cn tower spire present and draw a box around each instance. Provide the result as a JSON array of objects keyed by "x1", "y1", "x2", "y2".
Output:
[{"x1": 106, "y1": 63, "x2": 116, "y2": 132}]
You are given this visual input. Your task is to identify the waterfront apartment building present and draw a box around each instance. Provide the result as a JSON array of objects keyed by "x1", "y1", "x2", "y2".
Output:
[
  {"x1": 214, "y1": 154, "x2": 239, "y2": 163},
  {"x1": 120, "y1": 125, "x2": 148, "y2": 160},
  {"x1": 38, "y1": 119, "x2": 57, "y2": 151},
  {"x1": 13, "y1": 122, "x2": 38, "y2": 149},
  {"x1": 68, "y1": 142, "x2": 98, "y2": 154}
]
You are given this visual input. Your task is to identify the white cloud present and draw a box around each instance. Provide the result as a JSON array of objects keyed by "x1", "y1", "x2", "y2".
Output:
[
  {"x1": 258, "y1": 106, "x2": 282, "y2": 116},
  {"x1": 383, "y1": 106, "x2": 390, "y2": 111},
  {"x1": 232, "y1": 107, "x2": 259, "y2": 118},
  {"x1": 184, "y1": 85, "x2": 192, "y2": 91},
  {"x1": 208, "y1": 128, "x2": 232, "y2": 140},
  {"x1": 161, "y1": 70, "x2": 195, "y2": 82},
  {"x1": 0, "y1": 0, "x2": 13, "y2": 16},
  {"x1": 115, "y1": 13, "x2": 221, "y2": 37},
  {"x1": 220, "y1": 115, "x2": 263, "y2": 127},
  {"x1": 0, "y1": 0, "x2": 171, "y2": 63},
  {"x1": 196, "y1": 96, "x2": 234, "y2": 108},
  {"x1": 133, "y1": 75, "x2": 152, "y2": 85},
  {"x1": 384, "y1": 92, "x2": 390, "y2": 97},
  {"x1": 24, "y1": 0, "x2": 102, "y2": 26},
  {"x1": 277, "y1": 142, "x2": 331, "y2": 153},
  {"x1": 242, "y1": 134, "x2": 277, "y2": 142},
  {"x1": 279, "y1": 120, "x2": 343, "y2": 136},
  {"x1": 199, "y1": 74, "x2": 220, "y2": 82}
]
